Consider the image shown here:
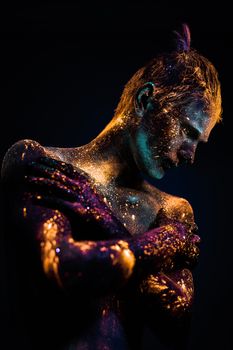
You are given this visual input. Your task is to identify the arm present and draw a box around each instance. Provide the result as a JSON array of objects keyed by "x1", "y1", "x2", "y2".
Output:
[
  {"x1": 1, "y1": 144, "x2": 199, "y2": 297},
  {"x1": 20, "y1": 193, "x2": 192, "y2": 296}
]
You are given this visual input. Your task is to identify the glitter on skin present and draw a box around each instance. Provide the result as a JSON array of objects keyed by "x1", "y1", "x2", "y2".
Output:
[{"x1": 1, "y1": 23, "x2": 222, "y2": 349}]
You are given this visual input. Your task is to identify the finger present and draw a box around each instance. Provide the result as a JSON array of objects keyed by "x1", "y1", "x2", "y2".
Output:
[
  {"x1": 25, "y1": 161, "x2": 120, "y2": 222},
  {"x1": 139, "y1": 269, "x2": 194, "y2": 316},
  {"x1": 37, "y1": 156, "x2": 82, "y2": 180},
  {"x1": 24, "y1": 173, "x2": 114, "y2": 219},
  {"x1": 33, "y1": 195, "x2": 87, "y2": 217},
  {"x1": 26, "y1": 162, "x2": 87, "y2": 195},
  {"x1": 185, "y1": 222, "x2": 199, "y2": 235},
  {"x1": 190, "y1": 234, "x2": 201, "y2": 244},
  {"x1": 25, "y1": 176, "x2": 78, "y2": 201},
  {"x1": 32, "y1": 195, "x2": 102, "y2": 225},
  {"x1": 27, "y1": 162, "x2": 64, "y2": 179},
  {"x1": 182, "y1": 239, "x2": 200, "y2": 266}
]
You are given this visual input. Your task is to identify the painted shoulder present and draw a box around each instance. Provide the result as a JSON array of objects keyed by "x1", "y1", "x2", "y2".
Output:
[
  {"x1": 1, "y1": 139, "x2": 46, "y2": 182},
  {"x1": 162, "y1": 192, "x2": 194, "y2": 223},
  {"x1": 143, "y1": 181, "x2": 194, "y2": 224}
]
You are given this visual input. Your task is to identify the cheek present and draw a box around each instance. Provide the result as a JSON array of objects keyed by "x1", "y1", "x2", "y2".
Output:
[{"x1": 146, "y1": 115, "x2": 181, "y2": 155}]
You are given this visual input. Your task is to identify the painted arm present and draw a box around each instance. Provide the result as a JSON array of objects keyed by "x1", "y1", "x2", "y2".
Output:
[
  {"x1": 1, "y1": 143, "x2": 199, "y2": 298},
  {"x1": 19, "y1": 193, "x2": 194, "y2": 296},
  {"x1": 17, "y1": 156, "x2": 198, "y2": 294}
]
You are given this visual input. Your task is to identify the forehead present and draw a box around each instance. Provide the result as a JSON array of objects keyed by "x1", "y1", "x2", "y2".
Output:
[
  {"x1": 184, "y1": 98, "x2": 208, "y2": 119},
  {"x1": 182, "y1": 98, "x2": 216, "y2": 127}
]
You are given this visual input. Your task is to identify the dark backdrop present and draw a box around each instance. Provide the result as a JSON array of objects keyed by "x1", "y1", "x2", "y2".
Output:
[{"x1": 0, "y1": 2, "x2": 232, "y2": 349}]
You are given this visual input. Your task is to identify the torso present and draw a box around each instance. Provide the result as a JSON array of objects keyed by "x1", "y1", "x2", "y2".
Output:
[
  {"x1": 46, "y1": 146, "x2": 194, "y2": 236},
  {"x1": 42, "y1": 145, "x2": 164, "y2": 235},
  {"x1": 46, "y1": 146, "x2": 172, "y2": 235},
  {"x1": 91, "y1": 179, "x2": 194, "y2": 236},
  {"x1": 2, "y1": 139, "x2": 194, "y2": 236},
  {"x1": 92, "y1": 183, "x2": 162, "y2": 235}
]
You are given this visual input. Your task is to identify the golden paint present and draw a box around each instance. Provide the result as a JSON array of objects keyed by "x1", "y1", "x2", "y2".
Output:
[
  {"x1": 140, "y1": 269, "x2": 194, "y2": 315},
  {"x1": 117, "y1": 240, "x2": 129, "y2": 249},
  {"x1": 74, "y1": 159, "x2": 120, "y2": 186},
  {"x1": 109, "y1": 241, "x2": 135, "y2": 278},
  {"x1": 102, "y1": 309, "x2": 107, "y2": 316},
  {"x1": 1, "y1": 37, "x2": 221, "y2": 325},
  {"x1": 21, "y1": 143, "x2": 28, "y2": 160},
  {"x1": 72, "y1": 241, "x2": 97, "y2": 253},
  {"x1": 41, "y1": 217, "x2": 62, "y2": 286},
  {"x1": 118, "y1": 249, "x2": 135, "y2": 278},
  {"x1": 23, "y1": 207, "x2": 27, "y2": 217},
  {"x1": 100, "y1": 246, "x2": 108, "y2": 252}
]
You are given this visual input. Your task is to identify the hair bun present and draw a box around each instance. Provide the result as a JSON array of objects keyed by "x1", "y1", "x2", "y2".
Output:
[{"x1": 173, "y1": 23, "x2": 191, "y2": 52}]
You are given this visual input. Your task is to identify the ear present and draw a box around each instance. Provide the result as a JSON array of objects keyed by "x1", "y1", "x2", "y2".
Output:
[{"x1": 134, "y1": 82, "x2": 155, "y2": 117}]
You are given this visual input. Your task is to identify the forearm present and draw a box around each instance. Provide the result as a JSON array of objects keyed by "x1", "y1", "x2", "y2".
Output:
[
  {"x1": 130, "y1": 222, "x2": 187, "y2": 271},
  {"x1": 40, "y1": 211, "x2": 187, "y2": 294}
]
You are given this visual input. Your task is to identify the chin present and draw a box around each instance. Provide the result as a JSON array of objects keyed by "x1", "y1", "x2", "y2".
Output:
[
  {"x1": 139, "y1": 164, "x2": 165, "y2": 181},
  {"x1": 134, "y1": 153, "x2": 165, "y2": 181},
  {"x1": 147, "y1": 166, "x2": 165, "y2": 180}
]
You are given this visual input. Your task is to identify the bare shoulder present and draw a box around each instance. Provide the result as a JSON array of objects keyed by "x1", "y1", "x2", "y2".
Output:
[
  {"x1": 1, "y1": 139, "x2": 46, "y2": 182},
  {"x1": 1, "y1": 139, "x2": 71, "y2": 225},
  {"x1": 142, "y1": 180, "x2": 195, "y2": 225},
  {"x1": 162, "y1": 192, "x2": 194, "y2": 223}
]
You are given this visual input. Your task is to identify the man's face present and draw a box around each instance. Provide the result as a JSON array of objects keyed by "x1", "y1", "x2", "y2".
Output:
[{"x1": 130, "y1": 97, "x2": 218, "y2": 180}]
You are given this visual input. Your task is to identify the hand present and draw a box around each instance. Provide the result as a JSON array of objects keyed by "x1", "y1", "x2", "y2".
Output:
[
  {"x1": 154, "y1": 208, "x2": 201, "y2": 267},
  {"x1": 155, "y1": 207, "x2": 198, "y2": 234},
  {"x1": 24, "y1": 156, "x2": 92, "y2": 200},
  {"x1": 23, "y1": 156, "x2": 129, "y2": 236}
]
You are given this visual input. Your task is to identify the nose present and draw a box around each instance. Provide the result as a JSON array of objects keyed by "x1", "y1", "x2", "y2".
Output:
[
  {"x1": 178, "y1": 149, "x2": 194, "y2": 164},
  {"x1": 178, "y1": 144, "x2": 197, "y2": 165}
]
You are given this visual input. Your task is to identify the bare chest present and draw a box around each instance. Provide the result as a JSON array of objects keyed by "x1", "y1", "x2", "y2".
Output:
[{"x1": 96, "y1": 185, "x2": 161, "y2": 235}]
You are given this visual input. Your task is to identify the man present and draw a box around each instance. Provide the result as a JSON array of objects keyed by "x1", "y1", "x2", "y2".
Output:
[{"x1": 1, "y1": 24, "x2": 222, "y2": 349}]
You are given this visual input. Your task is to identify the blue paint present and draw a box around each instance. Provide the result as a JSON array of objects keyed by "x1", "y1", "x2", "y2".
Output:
[{"x1": 134, "y1": 129, "x2": 164, "y2": 180}]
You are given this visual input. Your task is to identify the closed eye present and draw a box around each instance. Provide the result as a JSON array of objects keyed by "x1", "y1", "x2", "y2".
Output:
[{"x1": 182, "y1": 123, "x2": 200, "y2": 140}]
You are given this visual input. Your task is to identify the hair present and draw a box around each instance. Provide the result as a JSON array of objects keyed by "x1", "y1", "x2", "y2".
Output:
[{"x1": 114, "y1": 24, "x2": 222, "y2": 123}]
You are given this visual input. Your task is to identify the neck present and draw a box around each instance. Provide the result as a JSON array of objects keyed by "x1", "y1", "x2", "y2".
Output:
[{"x1": 73, "y1": 115, "x2": 142, "y2": 188}]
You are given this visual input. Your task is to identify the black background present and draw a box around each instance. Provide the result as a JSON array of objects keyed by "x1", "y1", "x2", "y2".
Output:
[{"x1": 0, "y1": 2, "x2": 232, "y2": 349}]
